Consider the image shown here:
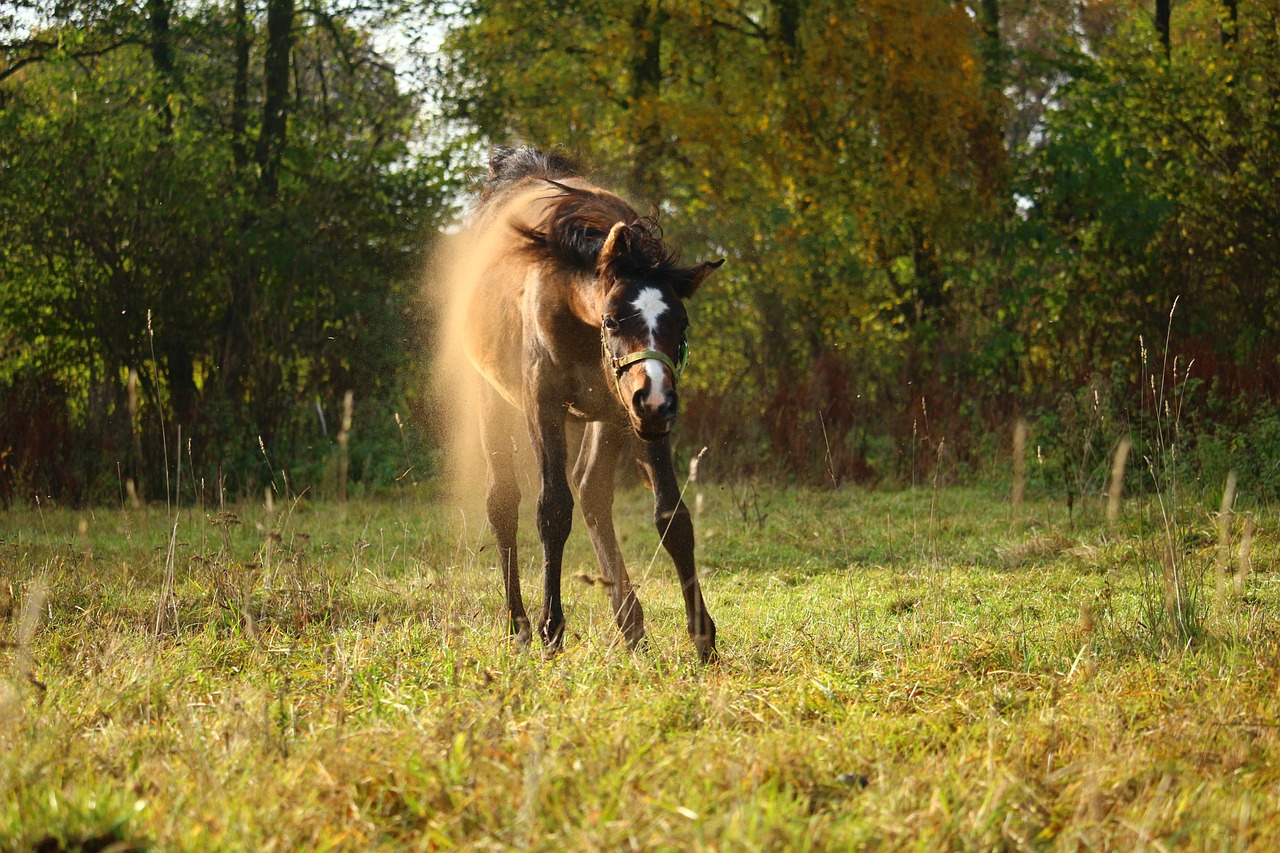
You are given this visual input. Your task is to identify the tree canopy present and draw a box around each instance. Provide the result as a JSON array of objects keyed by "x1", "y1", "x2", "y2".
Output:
[
  {"x1": 1, "y1": 0, "x2": 448, "y2": 503},
  {"x1": 3, "y1": 0, "x2": 1278, "y2": 504},
  {"x1": 434, "y1": 0, "x2": 1280, "y2": 492}
]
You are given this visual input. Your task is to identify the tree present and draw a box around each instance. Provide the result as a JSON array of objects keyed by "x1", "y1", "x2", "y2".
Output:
[
  {"x1": 435, "y1": 0, "x2": 1280, "y2": 483},
  {"x1": 0, "y1": 1, "x2": 444, "y2": 503},
  {"x1": 437, "y1": 0, "x2": 1003, "y2": 479},
  {"x1": 1026, "y1": 0, "x2": 1280, "y2": 380}
]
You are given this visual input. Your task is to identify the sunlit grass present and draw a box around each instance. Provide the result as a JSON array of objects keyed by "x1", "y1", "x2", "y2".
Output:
[{"x1": 2, "y1": 484, "x2": 1278, "y2": 850}]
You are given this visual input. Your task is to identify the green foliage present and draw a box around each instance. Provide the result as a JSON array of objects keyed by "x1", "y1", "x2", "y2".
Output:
[
  {"x1": 1193, "y1": 403, "x2": 1280, "y2": 505},
  {"x1": 432, "y1": 0, "x2": 1280, "y2": 486},
  {"x1": 1022, "y1": 0, "x2": 1280, "y2": 384},
  {"x1": 5, "y1": 0, "x2": 1280, "y2": 501},
  {"x1": 1, "y1": 2, "x2": 447, "y2": 505}
]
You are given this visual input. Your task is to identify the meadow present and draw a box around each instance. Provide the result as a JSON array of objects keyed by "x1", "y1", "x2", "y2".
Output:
[{"x1": 1, "y1": 477, "x2": 1278, "y2": 851}]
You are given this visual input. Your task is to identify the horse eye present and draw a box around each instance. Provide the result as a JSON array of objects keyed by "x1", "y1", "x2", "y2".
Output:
[{"x1": 602, "y1": 316, "x2": 620, "y2": 332}]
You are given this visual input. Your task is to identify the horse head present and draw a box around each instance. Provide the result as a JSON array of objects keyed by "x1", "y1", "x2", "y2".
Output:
[{"x1": 596, "y1": 221, "x2": 723, "y2": 441}]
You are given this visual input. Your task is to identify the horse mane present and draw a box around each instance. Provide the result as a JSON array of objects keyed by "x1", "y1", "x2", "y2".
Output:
[
  {"x1": 520, "y1": 186, "x2": 681, "y2": 275},
  {"x1": 480, "y1": 145, "x2": 683, "y2": 281},
  {"x1": 480, "y1": 145, "x2": 579, "y2": 204}
]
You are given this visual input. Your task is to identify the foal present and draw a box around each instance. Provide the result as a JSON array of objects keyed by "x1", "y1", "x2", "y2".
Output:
[{"x1": 459, "y1": 147, "x2": 722, "y2": 662}]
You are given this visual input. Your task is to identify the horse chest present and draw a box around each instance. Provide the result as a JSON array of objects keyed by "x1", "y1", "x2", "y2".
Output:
[{"x1": 561, "y1": 366, "x2": 619, "y2": 422}]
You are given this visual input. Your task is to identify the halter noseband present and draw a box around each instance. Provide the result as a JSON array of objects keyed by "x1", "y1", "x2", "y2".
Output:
[{"x1": 601, "y1": 319, "x2": 688, "y2": 402}]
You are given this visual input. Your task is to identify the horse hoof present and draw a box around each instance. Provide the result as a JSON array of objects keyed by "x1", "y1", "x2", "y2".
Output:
[
  {"x1": 540, "y1": 620, "x2": 565, "y2": 650},
  {"x1": 510, "y1": 617, "x2": 532, "y2": 647},
  {"x1": 693, "y1": 634, "x2": 718, "y2": 664},
  {"x1": 624, "y1": 627, "x2": 647, "y2": 651}
]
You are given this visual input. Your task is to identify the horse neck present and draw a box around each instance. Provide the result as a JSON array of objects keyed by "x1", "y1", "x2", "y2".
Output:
[
  {"x1": 564, "y1": 271, "x2": 607, "y2": 328},
  {"x1": 496, "y1": 182, "x2": 612, "y2": 327}
]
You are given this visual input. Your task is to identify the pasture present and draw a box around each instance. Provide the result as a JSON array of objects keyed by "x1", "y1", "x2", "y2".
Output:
[{"x1": 2, "y1": 481, "x2": 1278, "y2": 850}]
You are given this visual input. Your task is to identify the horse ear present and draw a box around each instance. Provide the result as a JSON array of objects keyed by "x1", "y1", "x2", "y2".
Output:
[
  {"x1": 672, "y1": 258, "x2": 724, "y2": 299},
  {"x1": 597, "y1": 221, "x2": 633, "y2": 278}
]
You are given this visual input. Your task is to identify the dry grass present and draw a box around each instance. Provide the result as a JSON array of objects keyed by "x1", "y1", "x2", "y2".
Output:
[{"x1": 1, "y1": 485, "x2": 1278, "y2": 850}]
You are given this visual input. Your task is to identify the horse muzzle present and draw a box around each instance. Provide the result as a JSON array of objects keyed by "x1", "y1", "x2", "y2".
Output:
[
  {"x1": 606, "y1": 344, "x2": 681, "y2": 441},
  {"x1": 631, "y1": 385, "x2": 677, "y2": 441}
]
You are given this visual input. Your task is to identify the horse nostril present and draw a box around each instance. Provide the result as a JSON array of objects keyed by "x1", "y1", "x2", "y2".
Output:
[{"x1": 631, "y1": 385, "x2": 677, "y2": 419}]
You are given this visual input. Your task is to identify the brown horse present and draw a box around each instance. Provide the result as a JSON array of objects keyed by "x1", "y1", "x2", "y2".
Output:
[{"x1": 458, "y1": 146, "x2": 722, "y2": 662}]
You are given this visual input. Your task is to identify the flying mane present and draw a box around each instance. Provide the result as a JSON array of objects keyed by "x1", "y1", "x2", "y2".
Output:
[
  {"x1": 479, "y1": 146, "x2": 579, "y2": 203},
  {"x1": 481, "y1": 146, "x2": 682, "y2": 283}
]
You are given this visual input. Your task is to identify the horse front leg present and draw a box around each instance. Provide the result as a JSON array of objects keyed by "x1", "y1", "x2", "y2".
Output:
[
  {"x1": 480, "y1": 388, "x2": 529, "y2": 645},
  {"x1": 574, "y1": 421, "x2": 645, "y2": 648},
  {"x1": 641, "y1": 438, "x2": 717, "y2": 663},
  {"x1": 528, "y1": 392, "x2": 573, "y2": 651}
]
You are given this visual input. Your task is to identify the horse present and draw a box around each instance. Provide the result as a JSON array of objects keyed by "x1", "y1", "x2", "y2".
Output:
[{"x1": 456, "y1": 146, "x2": 722, "y2": 662}]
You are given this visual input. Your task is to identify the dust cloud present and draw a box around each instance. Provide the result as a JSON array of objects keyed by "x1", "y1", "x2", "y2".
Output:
[{"x1": 423, "y1": 189, "x2": 544, "y2": 522}]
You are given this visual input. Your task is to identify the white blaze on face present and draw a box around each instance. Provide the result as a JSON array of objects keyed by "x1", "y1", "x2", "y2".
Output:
[
  {"x1": 632, "y1": 287, "x2": 671, "y2": 409},
  {"x1": 633, "y1": 287, "x2": 668, "y2": 334}
]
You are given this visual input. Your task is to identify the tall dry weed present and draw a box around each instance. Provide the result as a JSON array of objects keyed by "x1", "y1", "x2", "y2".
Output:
[
  {"x1": 1214, "y1": 471, "x2": 1238, "y2": 608},
  {"x1": 1011, "y1": 417, "x2": 1028, "y2": 510},
  {"x1": 1106, "y1": 436, "x2": 1132, "y2": 524},
  {"x1": 1135, "y1": 299, "x2": 1209, "y2": 650}
]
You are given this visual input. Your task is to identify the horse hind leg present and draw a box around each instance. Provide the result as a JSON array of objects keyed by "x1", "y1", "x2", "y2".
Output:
[
  {"x1": 574, "y1": 421, "x2": 645, "y2": 649},
  {"x1": 481, "y1": 389, "x2": 530, "y2": 645}
]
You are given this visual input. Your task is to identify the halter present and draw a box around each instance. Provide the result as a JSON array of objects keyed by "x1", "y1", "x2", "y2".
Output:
[{"x1": 601, "y1": 319, "x2": 688, "y2": 403}]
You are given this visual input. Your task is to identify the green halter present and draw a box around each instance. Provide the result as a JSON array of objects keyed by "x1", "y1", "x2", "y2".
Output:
[{"x1": 601, "y1": 320, "x2": 689, "y2": 403}]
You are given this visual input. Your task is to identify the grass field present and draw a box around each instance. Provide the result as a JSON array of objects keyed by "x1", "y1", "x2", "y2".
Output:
[{"x1": 2, "y1": 478, "x2": 1278, "y2": 851}]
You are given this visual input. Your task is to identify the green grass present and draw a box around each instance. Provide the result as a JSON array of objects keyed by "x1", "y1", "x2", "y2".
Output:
[{"x1": 2, "y1": 483, "x2": 1278, "y2": 850}]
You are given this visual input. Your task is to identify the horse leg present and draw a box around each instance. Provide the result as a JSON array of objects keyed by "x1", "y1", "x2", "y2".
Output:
[
  {"x1": 480, "y1": 388, "x2": 529, "y2": 644},
  {"x1": 573, "y1": 421, "x2": 645, "y2": 648},
  {"x1": 640, "y1": 438, "x2": 717, "y2": 663},
  {"x1": 527, "y1": 391, "x2": 573, "y2": 650}
]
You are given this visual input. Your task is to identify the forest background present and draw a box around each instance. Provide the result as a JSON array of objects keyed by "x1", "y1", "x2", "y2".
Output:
[{"x1": 1, "y1": 0, "x2": 1277, "y2": 507}]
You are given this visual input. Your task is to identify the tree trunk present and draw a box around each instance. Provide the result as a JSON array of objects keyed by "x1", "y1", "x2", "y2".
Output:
[
  {"x1": 222, "y1": 0, "x2": 254, "y2": 397},
  {"x1": 256, "y1": 0, "x2": 294, "y2": 199},
  {"x1": 1221, "y1": 0, "x2": 1237, "y2": 46},
  {"x1": 628, "y1": 0, "x2": 665, "y2": 203},
  {"x1": 1156, "y1": 0, "x2": 1171, "y2": 58},
  {"x1": 776, "y1": 0, "x2": 800, "y2": 60},
  {"x1": 222, "y1": 0, "x2": 293, "y2": 400},
  {"x1": 146, "y1": 0, "x2": 174, "y2": 135},
  {"x1": 165, "y1": 341, "x2": 198, "y2": 423},
  {"x1": 146, "y1": 0, "x2": 198, "y2": 419},
  {"x1": 231, "y1": 0, "x2": 251, "y2": 172},
  {"x1": 979, "y1": 0, "x2": 1001, "y2": 92}
]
